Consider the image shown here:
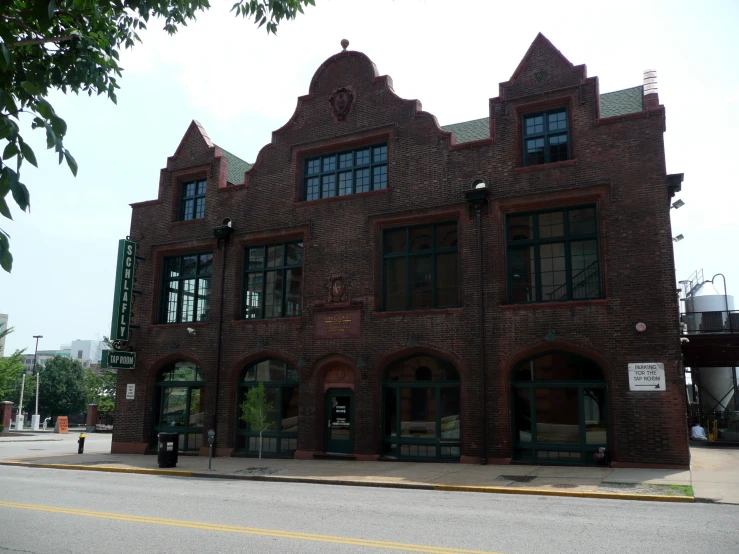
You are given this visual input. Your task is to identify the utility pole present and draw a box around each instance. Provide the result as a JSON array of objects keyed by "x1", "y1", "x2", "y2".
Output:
[{"x1": 31, "y1": 335, "x2": 43, "y2": 431}]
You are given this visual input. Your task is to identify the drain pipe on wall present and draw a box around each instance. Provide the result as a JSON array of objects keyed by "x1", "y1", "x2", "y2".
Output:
[
  {"x1": 212, "y1": 218, "x2": 234, "y2": 448},
  {"x1": 465, "y1": 181, "x2": 491, "y2": 465}
]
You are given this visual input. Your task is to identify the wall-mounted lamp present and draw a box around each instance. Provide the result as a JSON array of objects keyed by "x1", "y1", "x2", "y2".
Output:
[
  {"x1": 297, "y1": 357, "x2": 306, "y2": 369},
  {"x1": 671, "y1": 199, "x2": 685, "y2": 210},
  {"x1": 545, "y1": 329, "x2": 556, "y2": 342},
  {"x1": 673, "y1": 234, "x2": 684, "y2": 242},
  {"x1": 357, "y1": 357, "x2": 367, "y2": 368}
]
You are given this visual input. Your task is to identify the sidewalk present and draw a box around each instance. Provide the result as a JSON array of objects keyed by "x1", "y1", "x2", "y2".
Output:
[
  {"x1": 0, "y1": 448, "x2": 700, "y2": 503},
  {"x1": 0, "y1": 431, "x2": 64, "y2": 442}
]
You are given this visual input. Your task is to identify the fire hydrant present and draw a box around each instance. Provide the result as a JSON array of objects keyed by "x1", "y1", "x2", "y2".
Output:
[{"x1": 77, "y1": 433, "x2": 86, "y2": 454}]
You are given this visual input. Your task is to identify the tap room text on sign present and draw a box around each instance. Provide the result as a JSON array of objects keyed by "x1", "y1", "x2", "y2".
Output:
[
  {"x1": 110, "y1": 239, "x2": 136, "y2": 341},
  {"x1": 627, "y1": 363, "x2": 666, "y2": 391}
]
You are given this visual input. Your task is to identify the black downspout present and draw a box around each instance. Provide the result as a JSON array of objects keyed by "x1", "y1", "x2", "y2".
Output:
[
  {"x1": 464, "y1": 183, "x2": 490, "y2": 465},
  {"x1": 476, "y1": 207, "x2": 487, "y2": 465},
  {"x1": 212, "y1": 224, "x2": 232, "y2": 447}
]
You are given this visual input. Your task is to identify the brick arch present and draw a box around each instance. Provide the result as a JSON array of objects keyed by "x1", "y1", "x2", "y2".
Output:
[
  {"x1": 310, "y1": 353, "x2": 359, "y2": 386},
  {"x1": 502, "y1": 339, "x2": 613, "y2": 389},
  {"x1": 148, "y1": 351, "x2": 210, "y2": 382},
  {"x1": 375, "y1": 345, "x2": 468, "y2": 382},
  {"x1": 227, "y1": 349, "x2": 299, "y2": 385},
  {"x1": 503, "y1": 339, "x2": 615, "y2": 463}
]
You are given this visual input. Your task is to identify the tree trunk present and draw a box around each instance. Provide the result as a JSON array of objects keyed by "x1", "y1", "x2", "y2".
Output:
[{"x1": 259, "y1": 429, "x2": 263, "y2": 460}]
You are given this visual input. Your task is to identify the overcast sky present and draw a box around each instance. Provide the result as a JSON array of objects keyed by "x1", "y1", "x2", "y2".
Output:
[{"x1": 1, "y1": 0, "x2": 737, "y2": 355}]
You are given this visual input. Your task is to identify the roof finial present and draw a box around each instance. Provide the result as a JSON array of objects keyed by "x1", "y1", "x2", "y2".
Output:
[{"x1": 341, "y1": 38, "x2": 349, "y2": 51}]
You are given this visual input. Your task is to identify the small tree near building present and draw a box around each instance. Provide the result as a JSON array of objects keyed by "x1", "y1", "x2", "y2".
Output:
[{"x1": 240, "y1": 383, "x2": 274, "y2": 460}]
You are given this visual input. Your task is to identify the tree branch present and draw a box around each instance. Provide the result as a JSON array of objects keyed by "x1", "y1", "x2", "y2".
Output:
[{"x1": 8, "y1": 35, "x2": 79, "y2": 48}]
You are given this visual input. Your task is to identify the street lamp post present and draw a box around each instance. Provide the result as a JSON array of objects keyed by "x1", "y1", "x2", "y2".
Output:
[{"x1": 31, "y1": 335, "x2": 42, "y2": 431}]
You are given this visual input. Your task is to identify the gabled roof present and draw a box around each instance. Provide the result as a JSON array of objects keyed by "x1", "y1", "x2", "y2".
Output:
[
  {"x1": 218, "y1": 146, "x2": 253, "y2": 185},
  {"x1": 599, "y1": 86, "x2": 643, "y2": 118},
  {"x1": 441, "y1": 87, "x2": 647, "y2": 144}
]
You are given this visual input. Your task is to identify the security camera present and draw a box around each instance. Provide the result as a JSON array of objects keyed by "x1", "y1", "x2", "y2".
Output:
[{"x1": 186, "y1": 327, "x2": 196, "y2": 336}]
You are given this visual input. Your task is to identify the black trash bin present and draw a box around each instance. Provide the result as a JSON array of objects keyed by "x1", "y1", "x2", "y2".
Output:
[{"x1": 157, "y1": 432, "x2": 179, "y2": 468}]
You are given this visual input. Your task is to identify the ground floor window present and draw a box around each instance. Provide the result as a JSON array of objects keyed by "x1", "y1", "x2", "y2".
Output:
[
  {"x1": 152, "y1": 361, "x2": 205, "y2": 452},
  {"x1": 512, "y1": 351, "x2": 607, "y2": 464},
  {"x1": 236, "y1": 359, "x2": 299, "y2": 457},
  {"x1": 382, "y1": 355, "x2": 460, "y2": 461}
]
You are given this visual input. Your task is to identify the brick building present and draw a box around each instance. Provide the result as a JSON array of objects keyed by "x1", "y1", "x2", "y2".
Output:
[{"x1": 112, "y1": 34, "x2": 689, "y2": 468}]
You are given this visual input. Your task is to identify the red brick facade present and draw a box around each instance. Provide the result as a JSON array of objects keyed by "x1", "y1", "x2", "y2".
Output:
[{"x1": 112, "y1": 34, "x2": 689, "y2": 467}]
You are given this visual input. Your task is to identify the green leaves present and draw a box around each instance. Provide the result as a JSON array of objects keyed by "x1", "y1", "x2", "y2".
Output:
[
  {"x1": 2, "y1": 143, "x2": 18, "y2": 160},
  {"x1": 20, "y1": 81, "x2": 42, "y2": 95},
  {"x1": 0, "y1": 230, "x2": 11, "y2": 273},
  {"x1": 64, "y1": 149, "x2": 77, "y2": 176},
  {"x1": 0, "y1": 0, "x2": 312, "y2": 273},
  {"x1": 19, "y1": 139, "x2": 37, "y2": 167}
]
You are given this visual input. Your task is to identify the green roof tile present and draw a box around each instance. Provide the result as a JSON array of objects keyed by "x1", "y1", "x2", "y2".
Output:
[
  {"x1": 218, "y1": 146, "x2": 252, "y2": 185},
  {"x1": 599, "y1": 86, "x2": 643, "y2": 118},
  {"x1": 441, "y1": 117, "x2": 490, "y2": 144},
  {"x1": 441, "y1": 86, "x2": 645, "y2": 144}
]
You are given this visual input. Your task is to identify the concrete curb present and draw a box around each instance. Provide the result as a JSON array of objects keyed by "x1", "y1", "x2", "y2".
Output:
[{"x1": 0, "y1": 461, "x2": 695, "y2": 502}]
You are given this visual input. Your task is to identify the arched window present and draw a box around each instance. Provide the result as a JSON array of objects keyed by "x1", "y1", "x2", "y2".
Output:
[
  {"x1": 236, "y1": 359, "x2": 299, "y2": 457},
  {"x1": 512, "y1": 351, "x2": 607, "y2": 464},
  {"x1": 152, "y1": 361, "x2": 205, "y2": 452},
  {"x1": 383, "y1": 355, "x2": 460, "y2": 461}
]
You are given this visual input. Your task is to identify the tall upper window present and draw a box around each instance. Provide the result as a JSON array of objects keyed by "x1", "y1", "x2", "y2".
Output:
[
  {"x1": 180, "y1": 179, "x2": 206, "y2": 220},
  {"x1": 507, "y1": 206, "x2": 600, "y2": 303},
  {"x1": 304, "y1": 144, "x2": 387, "y2": 201},
  {"x1": 244, "y1": 242, "x2": 303, "y2": 319},
  {"x1": 523, "y1": 109, "x2": 569, "y2": 166},
  {"x1": 161, "y1": 253, "x2": 213, "y2": 323},
  {"x1": 383, "y1": 222, "x2": 459, "y2": 311}
]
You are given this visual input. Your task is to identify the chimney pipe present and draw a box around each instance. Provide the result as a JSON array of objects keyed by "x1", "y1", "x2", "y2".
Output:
[{"x1": 643, "y1": 69, "x2": 659, "y2": 109}]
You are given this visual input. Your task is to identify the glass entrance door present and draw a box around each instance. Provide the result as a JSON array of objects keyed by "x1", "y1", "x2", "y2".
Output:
[{"x1": 325, "y1": 389, "x2": 353, "y2": 455}]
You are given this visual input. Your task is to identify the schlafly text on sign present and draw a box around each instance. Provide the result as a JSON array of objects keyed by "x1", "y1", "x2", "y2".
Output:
[{"x1": 110, "y1": 239, "x2": 136, "y2": 341}]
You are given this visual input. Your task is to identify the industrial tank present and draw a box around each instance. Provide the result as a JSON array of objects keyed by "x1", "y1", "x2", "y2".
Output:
[{"x1": 683, "y1": 281, "x2": 737, "y2": 412}]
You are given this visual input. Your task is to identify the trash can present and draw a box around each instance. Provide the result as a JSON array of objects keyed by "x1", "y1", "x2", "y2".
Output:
[{"x1": 157, "y1": 432, "x2": 179, "y2": 468}]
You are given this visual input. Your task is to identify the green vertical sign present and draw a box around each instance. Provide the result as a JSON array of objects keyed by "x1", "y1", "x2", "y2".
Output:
[{"x1": 110, "y1": 239, "x2": 136, "y2": 341}]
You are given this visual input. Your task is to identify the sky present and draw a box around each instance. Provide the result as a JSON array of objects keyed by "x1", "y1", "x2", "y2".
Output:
[{"x1": 1, "y1": 0, "x2": 738, "y2": 355}]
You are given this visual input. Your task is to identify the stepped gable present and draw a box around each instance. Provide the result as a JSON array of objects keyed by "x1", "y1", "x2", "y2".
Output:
[{"x1": 499, "y1": 33, "x2": 587, "y2": 101}]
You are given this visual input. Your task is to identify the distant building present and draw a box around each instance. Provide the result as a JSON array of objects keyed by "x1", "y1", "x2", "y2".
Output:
[
  {"x1": 21, "y1": 348, "x2": 71, "y2": 372},
  {"x1": 0, "y1": 313, "x2": 8, "y2": 357},
  {"x1": 70, "y1": 339, "x2": 107, "y2": 368}
]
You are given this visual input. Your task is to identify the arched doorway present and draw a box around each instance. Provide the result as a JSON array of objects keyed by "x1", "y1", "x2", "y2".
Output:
[
  {"x1": 382, "y1": 355, "x2": 461, "y2": 461},
  {"x1": 511, "y1": 351, "x2": 607, "y2": 464},
  {"x1": 236, "y1": 359, "x2": 299, "y2": 458},
  {"x1": 152, "y1": 361, "x2": 205, "y2": 452}
]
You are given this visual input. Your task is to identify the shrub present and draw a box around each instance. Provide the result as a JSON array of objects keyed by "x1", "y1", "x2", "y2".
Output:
[{"x1": 0, "y1": 423, "x2": 4, "y2": 433}]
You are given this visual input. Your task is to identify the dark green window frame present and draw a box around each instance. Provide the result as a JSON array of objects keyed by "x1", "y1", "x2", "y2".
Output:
[
  {"x1": 523, "y1": 108, "x2": 570, "y2": 166},
  {"x1": 236, "y1": 359, "x2": 299, "y2": 458},
  {"x1": 243, "y1": 242, "x2": 303, "y2": 319},
  {"x1": 304, "y1": 144, "x2": 387, "y2": 201},
  {"x1": 506, "y1": 205, "x2": 601, "y2": 304},
  {"x1": 180, "y1": 179, "x2": 206, "y2": 220},
  {"x1": 152, "y1": 362, "x2": 205, "y2": 452},
  {"x1": 382, "y1": 222, "x2": 459, "y2": 311},
  {"x1": 382, "y1": 357, "x2": 461, "y2": 462},
  {"x1": 511, "y1": 351, "x2": 607, "y2": 465},
  {"x1": 160, "y1": 253, "x2": 213, "y2": 323}
]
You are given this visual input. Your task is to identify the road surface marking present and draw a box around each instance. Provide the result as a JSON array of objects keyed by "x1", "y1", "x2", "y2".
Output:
[{"x1": 0, "y1": 501, "x2": 502, "y2": 553}]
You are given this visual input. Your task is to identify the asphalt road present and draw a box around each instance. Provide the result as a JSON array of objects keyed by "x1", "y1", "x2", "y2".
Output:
[{"x1": 1, "y1": 465, "x2": 738, "y2": 554}]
